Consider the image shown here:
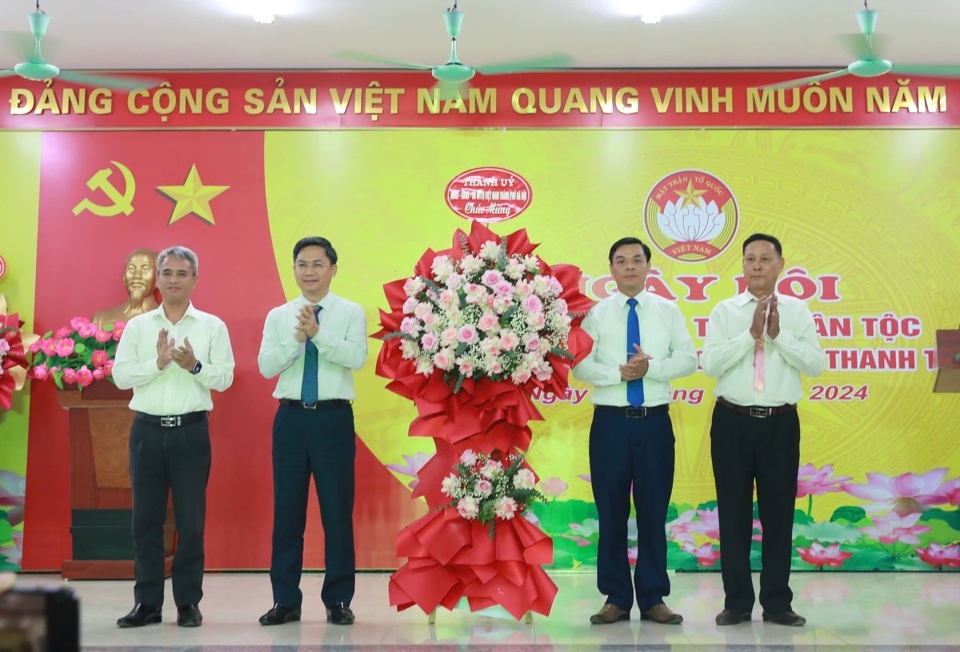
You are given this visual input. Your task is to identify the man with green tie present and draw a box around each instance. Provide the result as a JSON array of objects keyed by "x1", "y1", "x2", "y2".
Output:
[
  {"x1": 257, "y1": 237, "x2": 367, "y2": 626},
  {"x1": 573, "y1": 237, "x2": 697, "y2": 625}
]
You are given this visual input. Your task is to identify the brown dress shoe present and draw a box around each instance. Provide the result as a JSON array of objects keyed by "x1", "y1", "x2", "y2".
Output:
[
  {"x1": 763, "y1": 610, "x2": 805, "y2": 626},
  {"x1": 590, "y1": 603, "x2": 630, "y2": 624},
  {"x1": 640, "y1": 603, "x2": 683, "y2": 624}
]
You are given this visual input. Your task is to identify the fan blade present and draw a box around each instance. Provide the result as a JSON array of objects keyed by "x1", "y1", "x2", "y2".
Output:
[
  {"x1": 434, "y1": 79, "x2": 471, "y2": 101},
  {"x1": 889, "y1": 64, "x2": 960, "y2": 77},
  {"x1": 57, "y1": 71, "x2": 162, "y2": 92},
  {"x1": 759, "y1": 69, "x2": 851, "y2": 91},
  {"x1": 838, "y1": 33, "x2": 891, "y2": 61},
  {"x1": 475, "y1": 54, "x2": 575, "y2": 76},
  {"x1": 334, "y1": 51, "x2": 433, "y2": 71},
  {"x1": 0, "y1": 70, "x2": 16, "y2": 78},
  {"x1": 0, "y1": 31, "x2": 61, "y2": 62}
]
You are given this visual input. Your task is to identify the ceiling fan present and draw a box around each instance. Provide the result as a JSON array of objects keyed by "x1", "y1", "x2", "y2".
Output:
[
  {"x1": 0, "y1": 1, "x2": 161, "y2": 91},
  {"x1": 760, "y1": 1, "x2": 960, "y2": 90},
  {"x1": 335, "y1": 0, "x2": 574, "y2": 99}
]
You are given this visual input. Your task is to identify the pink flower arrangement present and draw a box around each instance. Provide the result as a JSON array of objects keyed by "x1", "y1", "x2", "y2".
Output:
[
  {"x1": 439, "y1": 449, "x2": 545, "y2": 539},
  {"x1": 28, "y1": 316, "x2": 124, "y2": 390},
  {"x1": 388, "y1": 240, "x2": 574, "y2": 391},
  {"x1": 796, "y1": 542, "x2": 853, "y2": 569},
  {"x1": 843, "y1": 469, "x2": 949, "y2": 517},
  {"x1": 858, "y1": 512, "x2": 932, "y2": 544},
  {"x1": 915, "y1": 543, "x2": 960, "y2": 569}
]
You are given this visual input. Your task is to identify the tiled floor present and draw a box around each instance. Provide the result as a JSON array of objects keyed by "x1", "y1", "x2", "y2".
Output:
[{"x1": 15, "y1": 571, "x2": 960, "y2": 651}]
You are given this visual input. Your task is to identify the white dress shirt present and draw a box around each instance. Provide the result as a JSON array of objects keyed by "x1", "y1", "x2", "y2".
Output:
[
  {"x1": 573, "y1": 290, "x2": 698, "y2": 407},
  {"x1": 113, "y1": 303, "x2": 235, "y2": 415},
  {"x1": 258, "y1": 292, "x2": 367, "y2": 401},
  {"x1": 703, "y1": 292, "x2": 825, "y2": 406}
]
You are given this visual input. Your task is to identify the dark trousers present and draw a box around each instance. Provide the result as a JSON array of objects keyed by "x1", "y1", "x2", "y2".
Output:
[
  {"x1": 589, "y1": 409, "x2": 675, "y2": 612},
  {"x1": 710, "y1": 402, "x2": 801, "y2": 614},
  {"x1": 270, "y1": 403, "x2": 356, "y2": 609},
  {"x1": 129, "y1": 416, "x2": 211, "y2": 607}
]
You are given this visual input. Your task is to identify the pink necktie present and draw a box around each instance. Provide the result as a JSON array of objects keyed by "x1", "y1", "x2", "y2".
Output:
[{"x1": 753, "y1": 300, "x2": 765, "y2": 391}]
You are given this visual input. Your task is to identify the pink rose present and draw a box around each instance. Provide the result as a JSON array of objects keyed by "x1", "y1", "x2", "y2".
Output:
[
  {"x1": 438, "y1": 290, "x2": 458, "y2": 311},
  {"x1": 112, "y1": 326, "x2": 124, "y2": 341},
  {"x1": 515, "y1": 280, "x2": 534, "y2": 298},
  {"x1": 460, "y1": 450, "x2": 478, "y2": 466},
  {"x1": 31, "y1": 364, "x2": 48, "y2": 380},
  {"x1": 422, "y1": 313, "x2": 436, "y2": 329},
  {"x1": 400, "y1": 317, "x2": 420, "y2": 336},
  {"x1": 103, "y1": 360, "x2": 114, "y2": 377},
  {"x1": 402, "y1": 297, "x2": 418, "y2": 314},
  {"x1": 114, "y1": 321, "x2": 126, "y2": 330},
  {"x1": 476, "y1": 479, "x2": 493, "y2": 497},
  {"x1": 457, "y1": 496, "x2": 480, "y2": 520},
  {"x1": 90, "y1": 350, "x2": 110, "y2": 368},
  {"x1": 78, "y1": 323, "x2": 98, "y2": 338},
  {"x1": 440, "y1": 328, "x2": 458, "y2": 346},
  {"x1": 95, "y1": 329, "x2": 112, "y2": 343},
  {"x1": 525, "y1": 295, "x2": 544, "y2": 314},
  {"x1": 28, "y1": 339, "x2": 43, "y2": 354},
  {"x1": 55, "y1": 327, "x2": 73, "y2": 339},
  {"x1": 41, "y1": 339, "x2": 57, "y2": 356},
  {"x1": 490, "y1": 362, "x2": 503, "y2": 374},
  {"x1": 499, "y1": 330, "x2": 520, "y2": 351},
  {"x1": 76, "y1": 366, "x2": 94, "y2": 387},
  {"x1": 54, "y1": 338, "x2": 76, "y2": 357},
  {"x1": 549, "y1": 277, "x2": 564, "y2": 296},
  {"x1": 458, "y1": 359, "x2": 475, "y2": 376},
  {"x1": 481, "y1": 270, "x2": 503, "y2": 287},
  {"x1": 420, "y1": 332, "x2": 438, "y2": 350},
  {"x1": 457, "y1": 325, "x2": 478, "y2": 344},
  {"x1": 493, "y1": 280, "x2": 514, "y2": 296},
  {"x1": 92, "y1": 368, "x2": 105, "y2": 380},
  {"x1": 525, "y1": 335, "x2": 541, "y2": 351},
  {"x1": 414, "y1": 302, "x2": 433, "y2": 320},
  {"x1": 61, "y1": 368, "x2": 78, "y2": 384},
  {"x1": 446, "y1": 273, "x2": 463, "y2": 290},
  {"x1": 494, "y1": 496, "x2": 518, "y2": 520},
  {"x1": 69, "y1": 316, "x2": 90, "y2": 331},
  {"x1": 403, "y1": 277, "x2": 425, "y2": 297},
  {"x1": 433, "y1": 350, "x2": 454, "y2": 371},
  {"x1": 478, "y1": 311, "x2": 500, "y2": 333},
  {"x1": 512, "y1": 369, "x2": 532, "y2": 384}
]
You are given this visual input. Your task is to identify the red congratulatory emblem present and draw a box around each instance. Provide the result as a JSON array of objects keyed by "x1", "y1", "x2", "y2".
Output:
[
  {"x1": 643, "y1": 170, "x2": 739, "y2": 263},
  {"x1": 445, "y1": 167, "x2": 532, "y2": 223}
]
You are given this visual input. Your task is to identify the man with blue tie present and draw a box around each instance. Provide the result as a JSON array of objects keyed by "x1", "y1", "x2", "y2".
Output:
[
  {"x1": 573, "y1": 237, "x2": 697, "y2": 625},
  {"x1": 257, "y1": 237, "x2": 367, "y2": 626}
]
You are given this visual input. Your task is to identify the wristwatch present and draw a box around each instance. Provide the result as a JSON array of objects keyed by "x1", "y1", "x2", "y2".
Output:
[{"x1": 190, "y1": 361, "x2": 202, "y2": 375}]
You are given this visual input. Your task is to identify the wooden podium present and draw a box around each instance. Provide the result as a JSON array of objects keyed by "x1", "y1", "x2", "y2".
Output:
[
  {"x1": 934, "y1": 330, "x2": 960, "y2": 393},
  {"x1": 57, "y1": 380, "x2": 175, "y2": 579}
]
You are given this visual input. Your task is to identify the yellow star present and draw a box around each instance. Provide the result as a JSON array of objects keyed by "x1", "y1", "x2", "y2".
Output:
[
  {"x1": 157, "y1": 165, "x2": 229, "y2": 225},
  {"x1": 674, "y1": 180, "x2": 707, "y2": 208}
]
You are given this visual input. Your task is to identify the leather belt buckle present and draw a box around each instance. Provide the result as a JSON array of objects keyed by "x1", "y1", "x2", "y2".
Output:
[
  {"x1": 302, "y1": 401, "x2": 317, "y2": 410},
  {"x1": 749, "y1": 407, "x2": 772, "y2": 419},
  {"x1": 625, "y1": 407, "x2": 647, "y2": 419},
  {"x1": 160, "y1": 416, "x2": 181, "y2": 427}
]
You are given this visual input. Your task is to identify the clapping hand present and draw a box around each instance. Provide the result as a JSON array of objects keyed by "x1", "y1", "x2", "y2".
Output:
[
  {"x1": 750, "y1": 295, "x2": 780, "y2": 340},
  {"x1": 620, "y1": 344, "x2": 652, "y2": 382},
  {"x1": 171, "y1": 336, "x2": 198, "y2": 371},
  {"x1": 156, "y1": 329, "x2": 175, "y2": 369},
  {"x1": 294, "y1": 304, "x2": 319, "y2": 341}
]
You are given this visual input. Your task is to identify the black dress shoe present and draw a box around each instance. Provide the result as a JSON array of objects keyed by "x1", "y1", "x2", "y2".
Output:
[
  {"x1": 326, "y1": 602, "x2": 355, "y2": 625},
  {"x1": 763, "y1": 610, "x2": 806, "y2": 626},
  {"x1": 716, "y1": 608, "x2": 752, "y2": 626},
  {"x1": 177, "y1": 604, "x2": 202, "y2": 627},
  {"x1": 259, "y1": 603, "x2": 302, "y2": 626},
  {"x1": 116, "y1": 603, "x2": 161, "y2": 628}
]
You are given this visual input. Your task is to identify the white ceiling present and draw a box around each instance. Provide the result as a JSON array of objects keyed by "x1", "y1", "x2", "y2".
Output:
[{"x1": 1, "y1": 0, "x2": 958, "y2": 72}]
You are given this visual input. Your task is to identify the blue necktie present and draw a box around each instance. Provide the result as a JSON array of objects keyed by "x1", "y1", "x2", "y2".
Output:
[
  {"x1": 626, "y1": 297, "x2": 645, "y2": 408},
  {"x1": 300, "y1": 304, "x2": 322, "y2": 405}
]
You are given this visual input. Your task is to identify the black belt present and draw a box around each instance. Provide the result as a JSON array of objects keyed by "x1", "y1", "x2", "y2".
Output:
[
  {"x1": 717, "y1": 397, "x2": 797, "y2": 419},
  {"x1": 135, "y1": 411, "x2": 207, "y2": 428},
  {"x1": 279, "y1": 398, "x2": 350, "y2": 410},
  {"x1": 595, "y1": 404, "x2": 669, "y2": 419}
]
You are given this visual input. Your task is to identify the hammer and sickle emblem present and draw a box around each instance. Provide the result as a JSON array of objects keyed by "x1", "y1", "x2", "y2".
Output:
[{"x1": 72, "y1": 161, "x2": 137, "y2": 217}]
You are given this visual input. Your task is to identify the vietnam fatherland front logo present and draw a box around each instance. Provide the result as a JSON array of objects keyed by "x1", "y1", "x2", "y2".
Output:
[{"x1": 643, "y1": 170, "x2": 739, "y2": 263}]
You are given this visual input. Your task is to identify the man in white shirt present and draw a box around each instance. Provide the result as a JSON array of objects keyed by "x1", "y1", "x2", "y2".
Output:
[
  {"x1": 113, "y1": 246, "x2": 235, "y2": 629},
  {"x1": 703, "y1": 233, "x2": 825, "y2": 628},
  {"x1": 257, "y1": 237, "x2": 367, "y2": 627},
  {"x1": 573, "y1": 238, "x2": 697, "y2": 625}
]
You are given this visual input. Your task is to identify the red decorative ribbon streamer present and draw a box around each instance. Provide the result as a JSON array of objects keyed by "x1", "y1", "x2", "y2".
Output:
[{"x1": 374, "y1": 221, "x2": 594, "y2": 620}]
